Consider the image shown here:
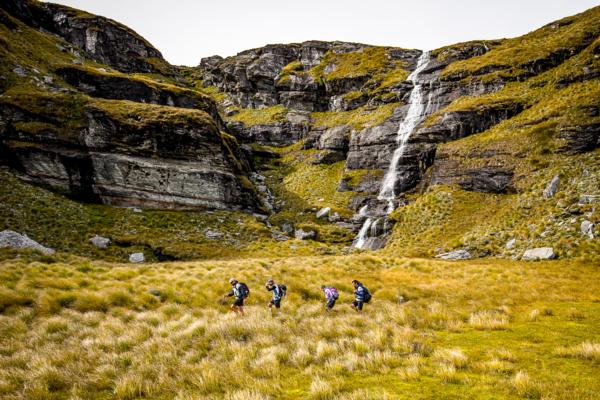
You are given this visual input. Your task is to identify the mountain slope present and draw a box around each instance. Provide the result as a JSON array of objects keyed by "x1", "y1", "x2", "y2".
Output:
[
  {"x1": 0, "y1": 0, "x2": 257, "y2": 212},
  {"x1": 0, "y1": 1, "x2": 598, "y2": 261}
]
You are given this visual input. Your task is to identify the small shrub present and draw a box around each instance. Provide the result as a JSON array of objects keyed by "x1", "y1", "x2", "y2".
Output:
[
  {"x1": 512, "y1": 371, "x2": 542, "y2": 399},
  {"x1": 433, "y1": 348, "x2": 469, "y2": 369}
]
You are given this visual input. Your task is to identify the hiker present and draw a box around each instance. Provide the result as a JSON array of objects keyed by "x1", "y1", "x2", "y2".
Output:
[
  {"x1": 265, "y1": 279, "x2": 287, "y2": 315},
  {"x1": 350, "y1": 280, "x2": 372, "y2": 312},
  {"x1": 224, "y1": 278, "x2": 250, "y2": 316},
  {"x1": 321, "y1": 285, "x2": 339, "y2": 310}
]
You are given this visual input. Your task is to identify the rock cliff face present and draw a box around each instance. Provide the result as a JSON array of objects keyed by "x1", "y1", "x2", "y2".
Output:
[
  {"x1": 0, "y1": 1, "x2": 256, "y2": 211},
  {"x1": 1, "y1": 0, "x2": 172, "y2": 74},
  {"x1": 0, "y1": 99, "x2": 256, "y2": 210}
]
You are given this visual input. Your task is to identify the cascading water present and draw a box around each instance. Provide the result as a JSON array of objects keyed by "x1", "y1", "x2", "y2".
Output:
[{"x1": 353, "y1": 51, "x2": 433, "y2": 249}]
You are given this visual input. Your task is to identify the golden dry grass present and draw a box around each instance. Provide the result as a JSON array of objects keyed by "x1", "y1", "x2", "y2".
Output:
[{"x1": 0, "y1": 253, "x2": 599, "y2": 399}]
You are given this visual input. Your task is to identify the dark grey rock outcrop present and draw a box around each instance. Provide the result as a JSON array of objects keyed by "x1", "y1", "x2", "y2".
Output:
[
  {"x1": 55, "y1": 65, "x2": 226, "y2": 129},
  {"x1": 1, "y1": 0, "x2": 171, "y2": 75},
  {"x1": 0, "y1": 101, "x2": 257, "y2": 211}
]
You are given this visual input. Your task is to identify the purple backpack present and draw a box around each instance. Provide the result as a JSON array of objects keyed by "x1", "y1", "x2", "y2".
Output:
[{"x1": 327, "y1": 287, "x2": 339, "y2": 300}]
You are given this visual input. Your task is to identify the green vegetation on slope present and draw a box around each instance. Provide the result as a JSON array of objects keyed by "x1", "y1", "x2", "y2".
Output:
[
  {"x1": 0, "y1": 254, "x2": 598, "y2": 399},
  {"x1": 229, "y1": 104, "x2": 289, "y2": 126},
  {"x1": 311, "y1": 102, "x2": 400, "y2": 130},
  {"x1": 254, "y1": 143, "x2": 355, "y2": 245},
  {"x1": 441, "y1": 6, "x2": 600, "y2": 81}
]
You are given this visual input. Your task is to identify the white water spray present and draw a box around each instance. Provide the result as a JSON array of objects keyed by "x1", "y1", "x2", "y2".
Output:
[{"x1": 353, "y1": 51, "x2": 432, "y2": 249}]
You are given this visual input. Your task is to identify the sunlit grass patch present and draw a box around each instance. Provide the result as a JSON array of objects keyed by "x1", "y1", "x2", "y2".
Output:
[
  {"x1": 468, "y1": 310, "x2": 510, "y2": 330},
  {"x1": 555, "y1": 342, "x2": 600, "y2": 362},
  {"x1": 512, "y1": 371, "x2": 542, "y2": 399},
  {"x1": 0, "y1": 255, "x2": 598, "y2": 398}
]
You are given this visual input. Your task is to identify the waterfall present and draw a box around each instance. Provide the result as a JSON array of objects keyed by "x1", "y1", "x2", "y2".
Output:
[{"x1": 353, "y1": 51, "x2": 432, "y2": 249}]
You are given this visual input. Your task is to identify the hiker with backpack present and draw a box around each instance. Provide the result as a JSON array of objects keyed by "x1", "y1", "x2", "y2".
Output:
[
  {"x1": 321, "y1": 285, "x2": 339, "y2": 311},
  {"x1": 265, "y1": 279, "x2": 286, "y2": 315},
  {"x1": 224, "y1": 278, "x2": 250, "y2": 316},
  {"x1": 351, "y1": 280, "x2": 371, "y2": 312}
]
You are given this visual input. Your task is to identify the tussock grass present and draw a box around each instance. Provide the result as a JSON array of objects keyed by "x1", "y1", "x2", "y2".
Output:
[
  {"x1": 0, "y1": 254, "x2": 598, "y2": 398},
  {"x1": 468, "y1": 310, "x2": 510, "y2": 330},
  {"x1": 512, "y1": 371, "x2": 543, "y2": 399},
  {"x1": 556, "y1": 342, "x2": 600, "y2": 362}
]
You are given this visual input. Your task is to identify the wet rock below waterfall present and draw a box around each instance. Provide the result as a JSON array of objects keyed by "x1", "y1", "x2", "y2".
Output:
[{"x1": 360, "y1": 237, "x2": 386, "y2": 250}]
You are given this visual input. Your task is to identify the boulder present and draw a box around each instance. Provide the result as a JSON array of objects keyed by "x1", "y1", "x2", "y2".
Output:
[
  {"x1": 435, "y1": 249, "x2": 471, "y2": 260},
  {"x1": 312, "y1": 150, "x2": 347, "y2": 165},
  {"x1": 203, "y1": 229, "x2": 222, "y2": 240},
  {"x1": 316, "y1": 207, "x2": 331, "y2": 219},
  {"x1": 271, "y1": 231, "x2": 289, "y2": 242},
  {"x1": 328, "y1": 212, "x2": 341, "y2": 222},
  {"x1": 89, "y1": 235, "x2": 111, "y2": 248},
  {"x1": 521, "y1": 247, "x2": 555, "y2": 261},
  {"x1": 506, "y1": 238, "x2": 516, "y2": 249},
  {"x1": 295, "y1": 229, "x2": 316, "y2": 240},
  {"x1": 129, "y1": 252, "x2": 145, "y2": 263},
  {"x1": 543, "y1": 175, "x2": 560, "y2": 198},
  {"x1": 281, "y1": 222, "x2": 294, "y2": 235},
  {"x1": 317, "y1": 126, "x2": 351, "y2": 151},
  {"x1": 360, "y1": 237, "x2": 386, "y2": 250},
  {"x1": 581, "y1": 220, "x2": 595, "y2": 239},
  {"x1": 579, "y1": 194, "x2": 600, "y2": 205},
  {"x1": 0, "y1": 230, "x2": 55, "y2": 254}
]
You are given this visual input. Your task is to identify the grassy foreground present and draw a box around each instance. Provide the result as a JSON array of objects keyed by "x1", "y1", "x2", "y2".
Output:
[{"x1": 0, "y1": 252, "x2": 599, "y2": 399}]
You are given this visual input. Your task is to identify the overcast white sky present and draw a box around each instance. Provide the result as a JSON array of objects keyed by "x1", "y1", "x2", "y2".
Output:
[{"x1": 46, "y1": 0, "x2": 599, "y2": 66}]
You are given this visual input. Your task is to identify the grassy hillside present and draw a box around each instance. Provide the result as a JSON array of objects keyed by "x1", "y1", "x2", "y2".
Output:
[
  {"x1": 0, "y1": 253, "x2": 598, "y2": 399},
  {"x1": 389, "y1": 6, "x2": 600, "y2": 261},
  {"x1": 0, "y1": 167, "x2": 351, "y2": 261}
]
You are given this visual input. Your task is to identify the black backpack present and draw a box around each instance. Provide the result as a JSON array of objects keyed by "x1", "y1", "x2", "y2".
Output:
[
  {"x1": 363, "y1": 286, "x2": 372, "y2": 303},
  {"x1": 238, "y1": 282, "x2": 250, "y2": 299},
  {"x1": 277, "y1": 284, "x2": 287, "y2": 297}
]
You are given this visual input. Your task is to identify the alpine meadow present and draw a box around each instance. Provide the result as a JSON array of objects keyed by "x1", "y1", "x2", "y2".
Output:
[{"x1": 0, "y1": 1, "x2": 599, "y2": 399}]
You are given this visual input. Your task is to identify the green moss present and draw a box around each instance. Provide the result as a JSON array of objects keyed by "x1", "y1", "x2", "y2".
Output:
[
  {"x1": 374, "y1": 68, "x2": 410, "y2": 92},
  {"x1": 276, "y1": 60, "x2": 304, "y2": 84},
  {"x1": 228, "y1": 105, "x2": 289, "y2": 126},
  {"x1": 220, "y1": 131, "x2": 250, "y2": 175},
  {"x1": 12, "y1": 121, "x2": 59, "y2": 135},
  {"x1": 431, "y1": 40, "x2": 503, "y2": 62},
  {"x1": 342, "y1": 91, "x2": 365, "y2": 101},
  {"x1": 311, "y1": 47, "x2": 389, "y2": 81},
  {"x1": 56, "y1": 64, "x2": 213, "y2": 109},
  {"x1": 311, "y1": 103, "x2": 399, "y2": 131},
  {"x1": 87, "y1": 98, "x2": 217, "y2": 130},
  {"x1": 342, "y1": 169, "x2": 384, "y2": 189},
  {"x1": 0, "y1": 87, "x2": 87, "y2": 139}
]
